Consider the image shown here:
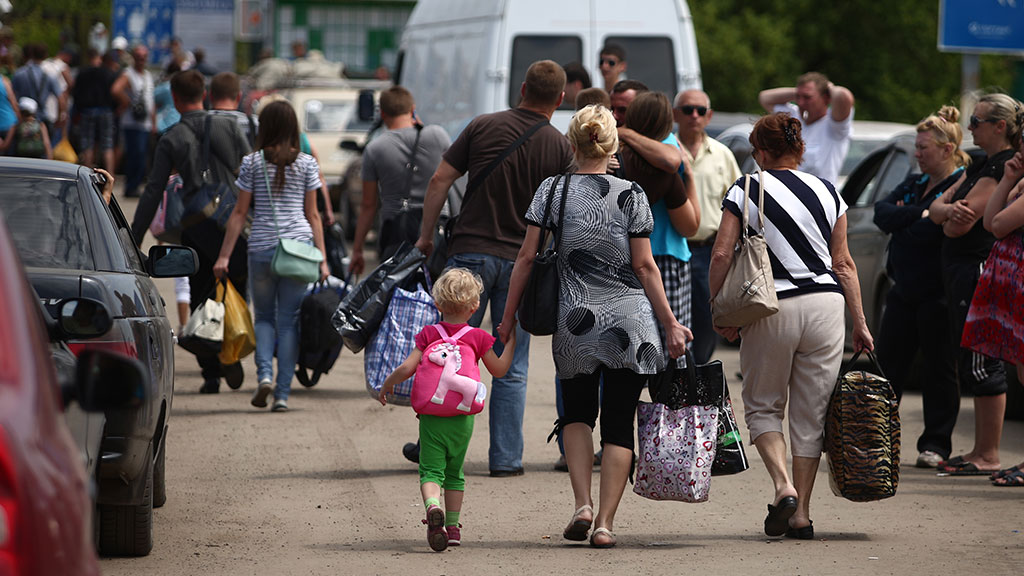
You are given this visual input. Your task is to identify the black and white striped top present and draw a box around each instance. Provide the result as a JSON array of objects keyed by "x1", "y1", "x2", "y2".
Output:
[{"x1": 722, "y1": 169, "x2": 848, "y2": 299}]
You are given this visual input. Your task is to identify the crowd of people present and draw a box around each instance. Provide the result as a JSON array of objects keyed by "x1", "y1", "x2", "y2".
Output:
[{"x1": 6, "y1": 30, "x2": 1022, "y2": 551}]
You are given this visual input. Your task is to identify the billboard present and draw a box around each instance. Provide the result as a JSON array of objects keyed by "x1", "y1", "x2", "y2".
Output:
[{"x1": 939, "y1": 0, "x2": 1024, "y2": 54}]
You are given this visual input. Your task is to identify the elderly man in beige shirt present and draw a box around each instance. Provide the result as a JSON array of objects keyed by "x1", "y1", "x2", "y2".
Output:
[{"x1": 674, "y1": 89, "x2": 741, "y2": 363}]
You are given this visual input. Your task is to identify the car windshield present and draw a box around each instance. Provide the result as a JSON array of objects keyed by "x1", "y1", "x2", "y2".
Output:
[
  {"x1": 0, "y1": 176, "x2": 93, "y2": 270},
  {"x1": 304, "y1": 99, "x2": 375, "y2": 133}
]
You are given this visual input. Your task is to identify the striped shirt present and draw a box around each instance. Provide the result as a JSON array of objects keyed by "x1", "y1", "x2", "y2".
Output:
[
  {"x1": 722, "y1": 169, "x2": 847, "y2": 299},
  {"x1": 236, "y1": 151, "x2": 323, "y2": 253}
]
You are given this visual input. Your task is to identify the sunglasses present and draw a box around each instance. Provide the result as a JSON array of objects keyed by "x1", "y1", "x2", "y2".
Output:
[
  {"x1": 969, "y1": 115, "x2": 998, "y2": 129},
  {"x1": 599, "y1": 58, "x2": 620, "y2": 67},
  {"x1": 676, "y1": 105, "x2": 708, "y2": 116}
]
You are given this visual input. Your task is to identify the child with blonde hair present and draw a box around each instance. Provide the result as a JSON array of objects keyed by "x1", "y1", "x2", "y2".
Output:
[{"x1": 379, "y1": 267, "x2": 516, "y2": 551}]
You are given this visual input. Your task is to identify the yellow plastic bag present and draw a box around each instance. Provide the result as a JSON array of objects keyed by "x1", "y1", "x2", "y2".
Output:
[
  {"x1": 218, "y1": 279, "x2": 255, "y2": 365},
  {"x1": 53, "y1": 134, "x2": 78, "y2": 163}
]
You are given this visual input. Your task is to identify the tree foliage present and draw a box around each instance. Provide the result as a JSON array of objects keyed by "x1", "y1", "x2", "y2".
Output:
[
  {"x1": 690, "y1": 0, "x2": 1018, "y2": 123},
  {"x1": 3, "y1": 0, "x2": 111, "y2": 61}
]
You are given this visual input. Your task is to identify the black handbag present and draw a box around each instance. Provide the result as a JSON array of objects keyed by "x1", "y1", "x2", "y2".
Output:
[
  {"x1": 648, "y1": 350, "x2": 749, "y2": 476},
  {"x1": 180, "y1": 115, "x2": 248, "y2": 235},
  {"x1": 519, "y1": 174, "x2": 567, "y2": 336}
]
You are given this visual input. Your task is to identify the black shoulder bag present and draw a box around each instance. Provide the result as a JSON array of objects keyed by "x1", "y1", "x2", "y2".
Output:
[
  {"x1": 519, "y1": 173, "x2": 568, "y2": 336},
  {"x1": 445, "y1": 118, "x2": 550, "y2": 244},
  {"x1": 180, "y1": 114, "x2": 247, "y2": 235}
]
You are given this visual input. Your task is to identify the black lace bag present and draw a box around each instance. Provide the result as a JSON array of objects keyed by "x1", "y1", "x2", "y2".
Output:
[{"x1": 519, "y1": 174, "x2": 566, "y2": 336}]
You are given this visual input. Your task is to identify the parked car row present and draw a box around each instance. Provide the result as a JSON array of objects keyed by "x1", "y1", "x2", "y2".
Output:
[{"x1": 0, "y1": 158, "x2": 198, "y2": 568}]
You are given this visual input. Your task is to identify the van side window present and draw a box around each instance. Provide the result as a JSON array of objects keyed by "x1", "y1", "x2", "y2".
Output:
[
  {"x1": 603, "y1": 36, "x2": 676, "y2": 98},
  {"x1": 508, "y1": 35, "x2": 582, "y2": 108}
]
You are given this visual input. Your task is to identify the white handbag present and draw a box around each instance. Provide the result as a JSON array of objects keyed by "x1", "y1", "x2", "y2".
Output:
[
  {"x1": 181, "y1": 295, "x2": 224, "y2": 342},
  {"x1": 711, "y1": 171, "x2": 779, "y2": 327}
]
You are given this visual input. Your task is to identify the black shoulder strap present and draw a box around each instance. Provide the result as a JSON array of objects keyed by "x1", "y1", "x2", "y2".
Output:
[
  {"x1": 183, "y1": 114, "x2": 232, "y2": 182},
  {"x1": 402, "y1": 124, "x2": 424, "y2": 202},
  {"x1": 246, "y1": 113, "x2": 257, "y2": 149},
  {"x1": 463, "y1": 118, "x2": 549, "y2": 206}
]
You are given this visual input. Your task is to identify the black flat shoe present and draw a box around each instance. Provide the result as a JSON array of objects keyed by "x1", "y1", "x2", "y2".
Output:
[
  {"x1": 764, "y1": 496, "x2": 798, "y2": 536},
  {"x1": 785, "y1": 521, "x2": 814, "y2": 540}
]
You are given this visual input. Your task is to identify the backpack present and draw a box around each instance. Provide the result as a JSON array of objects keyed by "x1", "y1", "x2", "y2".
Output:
[
  {"x1": 411, "y1": 324, "x2": 486, "y2": 417},
  {"x1": 14, "y1": 118, "x2": 45, "y2": 158},
  {"x1": 294, "y1": 282, "x2": 346, "y2": 387}
]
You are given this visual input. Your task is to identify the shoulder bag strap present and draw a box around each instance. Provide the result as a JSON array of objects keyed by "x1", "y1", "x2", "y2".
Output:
[
  {"x1": 535, "y1": 174, "x2": 563, "y2": 252},
  {"x1": 754, "y1": 169, "x2": 766, "y2": 232},
  {"x1": 462, "y1": 118, "x2": 549, "y2": 208},
  {"x1": 739, "y1": 174, "x2": 752, "y2": 244},
  {"x1": 259, "y1": 150, "x2": 282, "y2": 239},
  {"x1": 402, "y1": 124, "x2": 424, "y2": 205},
  {"x1": 246, "y1": 113, "x2": 257, "y2": 149}
]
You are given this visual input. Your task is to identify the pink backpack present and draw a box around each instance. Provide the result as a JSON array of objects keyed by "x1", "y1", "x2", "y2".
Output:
[{"x1": 411, "y1": 324, "x2": 487, "y2": 416}]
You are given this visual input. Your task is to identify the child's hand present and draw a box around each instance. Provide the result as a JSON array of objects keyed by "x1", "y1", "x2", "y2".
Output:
[{"x1": 378, "y1": 386, "x2": 389, "y2": 406}]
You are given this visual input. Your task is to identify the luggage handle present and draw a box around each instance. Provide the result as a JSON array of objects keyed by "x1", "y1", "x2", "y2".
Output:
[{"x1": 841, "y1": 348, "x2": 887, "y2": 380}]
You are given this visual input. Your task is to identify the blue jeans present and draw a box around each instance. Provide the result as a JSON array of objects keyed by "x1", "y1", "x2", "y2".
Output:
[
  {"x1": 688, "y1": 244, "x2": 717, "y2": 364},
  {"x1": 122, "y1": 127, "x2": 149, "y2": 195},
  {"x1": 250, "y1": 247, "x2": 308, "y2": 400},
  {"x1": 447, "y1": 252, "x2": 531, "y2": 471}
]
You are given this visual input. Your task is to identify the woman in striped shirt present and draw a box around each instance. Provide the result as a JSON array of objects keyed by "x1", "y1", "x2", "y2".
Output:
[
  {"x1": 709, "y1": 112, "x2": 873, "y2": 541},
  {"x1": 215, "y1": 100, "x2": 328, "y2": 412}
]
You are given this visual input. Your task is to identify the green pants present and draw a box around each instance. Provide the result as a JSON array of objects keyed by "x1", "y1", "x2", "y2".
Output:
[{"x1": 419, "y1": 414, "x2": 474, "y2": 491}]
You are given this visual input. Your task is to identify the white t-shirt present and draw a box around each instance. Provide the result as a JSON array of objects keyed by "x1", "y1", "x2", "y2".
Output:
[
  {"x1": 39, "y1": 58, "x2": 67, "y2": 124},
  {"x1": 774, "y1": 102, "x2": 853, "y2": 186}
]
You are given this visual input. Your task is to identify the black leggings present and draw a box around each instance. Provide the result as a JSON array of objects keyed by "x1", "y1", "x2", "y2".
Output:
[{"x1": 560, "y1": 367, "x2": 648, "y2": 451}]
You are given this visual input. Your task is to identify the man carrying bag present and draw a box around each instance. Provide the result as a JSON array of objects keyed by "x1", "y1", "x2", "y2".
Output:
[{"x1": 131, "y1": 69, "x2": 252, "y2": 394}]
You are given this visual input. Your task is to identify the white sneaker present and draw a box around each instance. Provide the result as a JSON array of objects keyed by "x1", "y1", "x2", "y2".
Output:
[
  {"x1": 251, "y1": 379, "x2": 274, "y2": 408},
  {"x1": 271, "y1": 398, "x2": 289, "y2": 412},
  {"x1": 916, "y1": 450, "x2": 943, "y2": 468}
]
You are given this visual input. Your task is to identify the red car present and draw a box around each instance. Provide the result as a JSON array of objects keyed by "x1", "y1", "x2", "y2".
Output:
[{"x1": 0, "y1": 214, "x2": 144, "y2": 575}]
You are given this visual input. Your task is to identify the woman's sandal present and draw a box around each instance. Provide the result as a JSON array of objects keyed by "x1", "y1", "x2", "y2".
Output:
[
  {"x1": 990, "y1": 465, "x2": 1022, "y2": 481},
  {"x1": 992, "y1": 469, "x2": 1024, "y2": 487},
  {"x1": 563, "y1": 504, "x2": 593, "y2": 541},
  {"x1": 589, "y1": 527, "x2": 616, "y2": 549}
]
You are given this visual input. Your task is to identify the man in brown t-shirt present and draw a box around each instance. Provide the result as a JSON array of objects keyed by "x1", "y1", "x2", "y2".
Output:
[{"x1": 417, "y1": 60, "x2": 573, "y2": 477}]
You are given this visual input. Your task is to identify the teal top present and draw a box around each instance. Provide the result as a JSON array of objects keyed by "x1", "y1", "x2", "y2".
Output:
[{"x1": 648, "y1": 133, "x2": 690, "y2": 262}]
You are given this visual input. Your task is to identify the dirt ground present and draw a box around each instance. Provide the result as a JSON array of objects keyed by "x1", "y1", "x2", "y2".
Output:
[{"x1": 101, "y1": 197, "x2": 1024, "y2": 575}]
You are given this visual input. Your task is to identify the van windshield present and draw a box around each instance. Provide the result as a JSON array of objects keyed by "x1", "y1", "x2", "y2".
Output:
[
  {"x1": 603, "y1": 36, "x2": 676, "y2": 99},
  {"x1": 508, "y1": 35, "x2": 583, "y2": 109}
]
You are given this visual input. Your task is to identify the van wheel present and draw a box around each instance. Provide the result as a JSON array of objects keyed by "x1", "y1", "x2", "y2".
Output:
[
  {"x1": 98, "y1": 457, "x2": 154, "y2": 556},
  {"x1": 153, "y1": 440, "x2": 167, "y2": 508}
]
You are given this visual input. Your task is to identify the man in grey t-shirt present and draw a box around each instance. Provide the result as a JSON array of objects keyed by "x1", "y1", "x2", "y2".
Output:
[{"x1": 350, "y1": 86, "x2": 450, "y2": 273}]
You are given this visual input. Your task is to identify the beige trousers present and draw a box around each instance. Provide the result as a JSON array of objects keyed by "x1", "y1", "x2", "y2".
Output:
[{"x1": 739, "y1": 292, "x2": 845, "y2": 458}]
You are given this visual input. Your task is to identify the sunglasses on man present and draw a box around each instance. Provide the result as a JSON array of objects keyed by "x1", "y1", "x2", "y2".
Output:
[
  {"x1": 675, "y1": 105, "x2": 708, "y2": 116},
  {"x1": 599, "y1": 58, "x2": 620, "y2": 67}
]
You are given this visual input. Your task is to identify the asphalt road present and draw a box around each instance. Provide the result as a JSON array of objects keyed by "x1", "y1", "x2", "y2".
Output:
[{"x1": 101, "y1": 194, "x2": 1024, "y2": 575}]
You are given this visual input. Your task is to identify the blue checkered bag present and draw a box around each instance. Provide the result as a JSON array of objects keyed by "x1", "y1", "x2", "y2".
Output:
[{"x1": 364, "y1": 282, "x2": 440, "y2": 405}]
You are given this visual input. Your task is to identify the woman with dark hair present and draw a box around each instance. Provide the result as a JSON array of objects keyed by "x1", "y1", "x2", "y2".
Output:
[
  {"x1": 872, "y1": 105, "x2": 969, "y2": 469},
  {"x1": 214, "y1": 99, "x2": 328, "y2": 412},
  {"x1": 620, "y1": 91, "x2": 699, "y2": 355},
  {"x1": 709, "y1": 112, "x2": 872, "y2": 540},
  {"x1": 928, "y1": 92, "x2": 1022, "y2": 476}
]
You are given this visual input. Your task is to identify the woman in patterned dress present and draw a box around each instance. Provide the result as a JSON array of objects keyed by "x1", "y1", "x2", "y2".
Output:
[
  {"x1": 499, "y1": 104, "x2": 691, "y2": 548},
  {"x1": 963, "y1": 135, "x2": 1024, "y2": 486}
]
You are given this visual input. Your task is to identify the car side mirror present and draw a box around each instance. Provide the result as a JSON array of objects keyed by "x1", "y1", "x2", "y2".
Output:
[
  {"x1": 57, "y1": 297, "x2": 112, "y2": 338},
  {"x1": 357, "y1": 89, "x2": 375, "y2": 122},
  {"x1": 70, "y1": 349, "x2": 148, "y2": 412},
  {"x1": 148, "y1": 245, "x2": 199, "y2": 278}
]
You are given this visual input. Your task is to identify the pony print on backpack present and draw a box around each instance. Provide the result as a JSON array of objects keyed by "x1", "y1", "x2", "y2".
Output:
[{"x1": 411, "y1": 324, "x2": 488, "y2": 417}]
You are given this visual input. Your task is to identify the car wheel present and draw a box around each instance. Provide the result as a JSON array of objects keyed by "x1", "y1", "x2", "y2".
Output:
[
  {"x1": 153, "y1": 439, "x2": 167, "y2": 508},
  {"x1": 98, "y1": 454, "x2": 154, "y2": 556}
]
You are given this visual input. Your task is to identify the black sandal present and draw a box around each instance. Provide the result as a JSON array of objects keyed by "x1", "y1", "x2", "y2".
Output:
[
  {"x1": 785, "y1": 521, "x2": 814, "y2": 540},
  {"x1": 764, "y1": 496, "x2": 798, "y2": 536}
]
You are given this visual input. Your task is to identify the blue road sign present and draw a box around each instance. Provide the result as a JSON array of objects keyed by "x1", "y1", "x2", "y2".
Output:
[
  {"x1": 940, "y1": 0, "x2": 1024, "y2": 54},
  {"x1": 113, "y1": 0, "x2": 176, "y2": 64}
]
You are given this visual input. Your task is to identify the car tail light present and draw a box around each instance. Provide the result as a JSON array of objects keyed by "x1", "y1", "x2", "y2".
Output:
[
  {"x1": 0, "y1": 428, "x2": 23, "y2": 574},
  {"x1": 66, "y1": 340, "x2": 138, "y2": 359}
]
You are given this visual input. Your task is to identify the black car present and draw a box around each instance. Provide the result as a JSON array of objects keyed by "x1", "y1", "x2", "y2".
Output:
[{"x1": 0, "y1": 158, "x2": 197, "y2": 555}]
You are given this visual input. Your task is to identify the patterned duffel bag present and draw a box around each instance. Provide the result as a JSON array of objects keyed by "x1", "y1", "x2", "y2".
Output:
[{"x1": 825, "y1": 350, "x2": 901, "y2": 502}]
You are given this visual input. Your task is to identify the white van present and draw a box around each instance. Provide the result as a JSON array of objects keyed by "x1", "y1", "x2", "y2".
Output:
[{"x1": 396, "y1": 0, "x2": 703, "y2": 136}]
